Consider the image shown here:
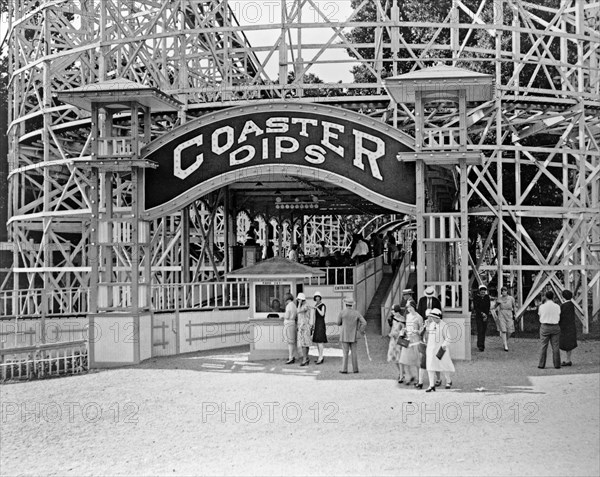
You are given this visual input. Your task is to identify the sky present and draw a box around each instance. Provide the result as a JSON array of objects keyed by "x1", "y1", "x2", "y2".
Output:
[
  {"x1": 229, "y1": 1, "x2": 358, "y2": 83},
  {"x1": 0, "y1": 1, "x2": 359, "y2": 83}
]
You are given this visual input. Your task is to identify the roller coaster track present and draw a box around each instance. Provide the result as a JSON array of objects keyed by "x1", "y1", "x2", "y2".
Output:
[{"x1": 3, "y1": 0, "x2": 599, "y2": 328}]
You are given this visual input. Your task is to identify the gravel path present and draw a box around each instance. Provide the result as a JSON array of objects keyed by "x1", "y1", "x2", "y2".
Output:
[{"x1": 1, "y1": 333, "x2": 599, "y2": 476}]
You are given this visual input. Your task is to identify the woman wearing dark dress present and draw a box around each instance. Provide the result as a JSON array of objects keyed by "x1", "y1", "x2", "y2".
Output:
[
  {"x1": 559, "y1": 289, "x2": 577, "y2": 366},
  {"x1": 311, "y1": 291, "x2": 328, "y2": 364}
]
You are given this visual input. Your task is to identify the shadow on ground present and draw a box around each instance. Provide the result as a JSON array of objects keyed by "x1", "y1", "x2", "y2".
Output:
[{"x1": 132, "y1": 330, "x2": 600, "y2": 396}]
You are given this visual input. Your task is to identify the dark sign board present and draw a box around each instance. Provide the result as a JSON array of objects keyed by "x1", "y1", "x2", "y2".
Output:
[{"x1": 143, "y1": 103, "x2": 416, "y2": 217}]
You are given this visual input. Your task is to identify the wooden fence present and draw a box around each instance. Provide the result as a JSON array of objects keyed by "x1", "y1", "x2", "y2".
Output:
[{"x1": 0, "y1": 340, "x2": 88, "y2": 382}]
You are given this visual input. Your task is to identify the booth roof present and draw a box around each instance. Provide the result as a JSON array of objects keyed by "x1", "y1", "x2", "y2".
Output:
[
  {"x1": 56, "y1": 78, "x2": 182, "y2": 112},
  {"x1": 227, "y1": 257, "x2": 325, "y2": 278},
  {"x1": 385, "y1": 64, "x2": 493, "y2": 81}
]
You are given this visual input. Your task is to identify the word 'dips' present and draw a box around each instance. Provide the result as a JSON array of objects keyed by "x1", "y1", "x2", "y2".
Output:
[{"x1": 173, "y1": 116, "x2": 386, "y2": 181}]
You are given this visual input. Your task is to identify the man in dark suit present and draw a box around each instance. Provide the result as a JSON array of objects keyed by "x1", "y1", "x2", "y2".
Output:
[
  {"x1": 337, "y1": 298, "x2": 367, "y2": 374},
  {"x1": 473, "y1": 284, "x2": 491, "y2": 351},
  {"x1": 417, "y1": 286, "x2": 442, "y2": 320}
]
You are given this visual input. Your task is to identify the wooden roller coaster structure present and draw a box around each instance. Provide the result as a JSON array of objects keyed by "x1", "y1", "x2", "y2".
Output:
[{"x1": 2, "y1": 0, "x2": 599, "y2": 330}]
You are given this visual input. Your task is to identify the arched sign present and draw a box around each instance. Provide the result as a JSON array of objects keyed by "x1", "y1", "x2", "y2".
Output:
[{"x1": 142, "y1": 103, "x2": 416, "y2": 219}]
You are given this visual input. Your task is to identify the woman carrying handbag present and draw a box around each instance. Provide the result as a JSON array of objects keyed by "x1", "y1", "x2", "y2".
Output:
[
  {"x1": 387, "y1": 304, "x2": 407, "y2": 383},
  {"x1": 397, "y1": 300, "x2": 423, "y2": 386},
  {"x1": 424, "y1": 308, "x2": 455, "y2": 392},
  {"x1": 296, "y1": 293, "x2": 312, "y2": 366},
  {"x1": 311, "y1": 291, "x2": 328, "y2": 364},
  {"x1": 495, "y1": 286, "x2": 516, "y2": 351}
]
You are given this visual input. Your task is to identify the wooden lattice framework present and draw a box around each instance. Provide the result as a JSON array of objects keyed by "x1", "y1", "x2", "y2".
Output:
[{"x1": 3, "y1": 0, "x2": 599, "y2": 329}]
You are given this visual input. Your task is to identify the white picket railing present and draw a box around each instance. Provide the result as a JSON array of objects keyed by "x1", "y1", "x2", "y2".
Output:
[
  {"x1": 152, "y1": 281, "x2": 250, "y2": 311},
  {"x1": 0, "y1": 288, "x2": 90, "y2": 317},
  {"x1": 0, "y1": 340, "x2": 88, "y2": 382}
]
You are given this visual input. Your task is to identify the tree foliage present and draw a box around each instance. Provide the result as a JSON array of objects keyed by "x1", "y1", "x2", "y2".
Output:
[
  {"x1": 347, "y1": 0, "x2": 452, "y2": 83},
  {"x1": 346, "y1": 0, "x2": 568, "y2": 270},
  {"x1": 282, "y1": 71, "x2": 344, "y2": 97}
]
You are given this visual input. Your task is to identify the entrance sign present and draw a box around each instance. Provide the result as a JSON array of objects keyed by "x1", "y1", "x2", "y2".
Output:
[
  {"x1": 142, "y1": 103, "x2": 416, "y2": 218},
  {"x1": 334, "y1": 285, "x2": 355, "y2": 292}
]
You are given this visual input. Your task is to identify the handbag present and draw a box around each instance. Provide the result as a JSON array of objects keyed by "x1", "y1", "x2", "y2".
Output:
[
  {"x1": 397, "y1": 336, "x2": 410, "y2": 348},
  {"x1": 436, "y1": 347, "x2": 446, "y2": 360}
]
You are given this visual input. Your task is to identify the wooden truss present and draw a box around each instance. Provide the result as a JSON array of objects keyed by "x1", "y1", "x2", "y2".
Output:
[{"x1": 4, "y1": 0, "x2": 599, "y2": 329}]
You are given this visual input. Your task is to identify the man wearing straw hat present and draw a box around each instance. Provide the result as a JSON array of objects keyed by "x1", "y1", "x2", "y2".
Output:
[
  {"x1": 417, "y1": 286, "x2": 441, "y2": 322},
  {"x1": 337, "y1": 298, "x2": 367, "y2": 374},
  {"x1": 473, "y1": 284, "x2": 491, "y2": 352}
]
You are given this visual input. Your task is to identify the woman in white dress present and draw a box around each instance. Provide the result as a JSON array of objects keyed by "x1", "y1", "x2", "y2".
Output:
[
  {"x1": 425, "y1": 308, "x2": 455, "y2": 392},
  {"x1": 386, "y1": 304, "x2": 406, "y2": 383},
  {"x1": 283, "y1": 293, "x2": 297, "y2": 364},
  {"x1": 296, "y1": 293, "x2": 312, "y2": 366},
  {"x1": 494, "y1": 287, "x2": 516, "y2": 351},
  {"x1": 398, "y1": 300, "x2": 424, "y2": 386}
]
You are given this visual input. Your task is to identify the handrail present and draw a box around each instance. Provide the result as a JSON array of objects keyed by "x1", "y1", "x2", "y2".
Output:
[
  {"x1": 0, "y1": 287, "x2": 90, "y2": 318},
  {"x1": 0, "y1": 339, "x2": 87, "y2": 356},
  {"x1": 0, "y1": 280, "x2": 250, "y2": 317},
  {"x1": 353, "y1": 254, "x2": 384, "y2": 316},
  {"x1": 380, "y1": 254, "x2": 411, "y2": 336},
  {"x1": 305, "y1": 266, "x2": 354, "y2": 286},
  {"x1": 152, "y1": 281, "x2": 250, "y2": 312},
  {"x1": 0, "y1": 339, "x2": 88, "y2": 382}
]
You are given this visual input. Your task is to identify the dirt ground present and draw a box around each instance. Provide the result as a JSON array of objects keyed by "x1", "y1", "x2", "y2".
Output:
[{"x1": 1, "y1": 332, "x2": 599, "y2": 477}]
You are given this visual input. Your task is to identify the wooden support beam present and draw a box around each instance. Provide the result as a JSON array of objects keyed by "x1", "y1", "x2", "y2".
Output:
[{"x1": 397, "y1": 152, "x2": 484, "y2": 165}]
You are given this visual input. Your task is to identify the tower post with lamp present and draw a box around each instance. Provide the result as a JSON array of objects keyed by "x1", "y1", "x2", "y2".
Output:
[
  {"x1": 384, "y1": 65, "x2": 494, "y2": 360},
  {"x1": 57, "y1": 80, "x2": 181, "y2": 367}
]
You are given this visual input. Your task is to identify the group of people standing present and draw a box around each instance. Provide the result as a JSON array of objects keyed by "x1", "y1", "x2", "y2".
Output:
[
  {"x1": 281, "y1": 282, "x2": 579, "y2": 387},
  {"x1": 283, "y1": 291, "x2": 329, "y2": 366},
  {"x1": 472, "y1": 284, "x2": 516, "y2": 352},
  {"x1": 473, "y1": 284, "x2": 578, "y2": 368},
  {"x1": 387, "y1": 287, "x2": 455, "y2": 392},
  {"x1": 537, "y1": 289, "x2": 578, "y2": 369},
  {"x1": 282, "y1": 291, "x2": 367, "y2": 373}
]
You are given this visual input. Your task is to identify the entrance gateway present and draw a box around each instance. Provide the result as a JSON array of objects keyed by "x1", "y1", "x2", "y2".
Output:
[
  {"x1": 57, "y1": 83, "x2": 472, "y2": 366},
  {"x1": 142, "y1": 103, "x2": 417, "y2": 219},
  {"x1": 142, "y1": 103, "x2": 423, "y2": 362}
]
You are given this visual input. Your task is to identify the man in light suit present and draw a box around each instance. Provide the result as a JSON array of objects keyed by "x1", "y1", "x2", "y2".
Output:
[{"x1": 337, "y1": 298, "x2": 367, "y2": 374}]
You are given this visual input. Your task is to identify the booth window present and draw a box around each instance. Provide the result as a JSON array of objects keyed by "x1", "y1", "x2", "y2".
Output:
[{"x1": 255, "y1": 284, "x2": 290, "y2": 313}]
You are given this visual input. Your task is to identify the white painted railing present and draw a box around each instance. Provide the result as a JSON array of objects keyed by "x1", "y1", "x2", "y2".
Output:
[
  {"x1": 0, "y1": 280, "x2": 249, "y2": 317},
  {"x1": 0, "y1": 340, "x2": 88, "y2": 382},
  {"x1": 304, "y1": 256, "x2": 384, "y2": 315},
  {"x1": 152, "y1": 281, "x2": 250, "y2": 311},
  {"x1": 0, "y1": 288, "x2": 90, "y2": 317},
  {"x1": 354, "y1": 255, "x2": 385, "y2": 316},
  {"x1": 380, "y1": 254, "x2": 412, "y2": 336},
  {"x1": 305, "y1": 266, "x2": 354, "y2": 286}
]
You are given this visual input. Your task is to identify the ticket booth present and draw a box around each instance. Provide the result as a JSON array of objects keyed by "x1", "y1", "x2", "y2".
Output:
[{"x1": 227, "y1": 257, "x2": 325, "y2": 360}]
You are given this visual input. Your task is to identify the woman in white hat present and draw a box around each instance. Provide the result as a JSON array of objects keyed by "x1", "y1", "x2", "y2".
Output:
[
  {"x1": 311, "y1": 291, "x2": 327, "y2": 364},
  {"x1": 398, "y1": 299, "x2": 424, "y2": 386},
  {"x1": 494, "y1": 286, "x2": 516, "y2": 351},
  {"x1": 296, "y1": 293, "x2": 312, "y2": 366},
  {"x1": 283, "y1": 293, "x2": 297, "y2": 364},
  {"x1": 424, "y1": 308, "x2": 455, "y2": 392},
  {"x1": 387, "y1": 304, "x2": 406, "y2": 383}
]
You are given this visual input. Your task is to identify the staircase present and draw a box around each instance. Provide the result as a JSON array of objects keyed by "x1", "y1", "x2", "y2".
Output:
[{"x1": 364, "y1": 272, "x2": 395, "y2": 335}]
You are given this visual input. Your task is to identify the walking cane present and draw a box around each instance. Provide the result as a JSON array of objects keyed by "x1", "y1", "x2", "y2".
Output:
[{"x1": 363, "y1": 333, "x2": 372, "y2": 361}]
